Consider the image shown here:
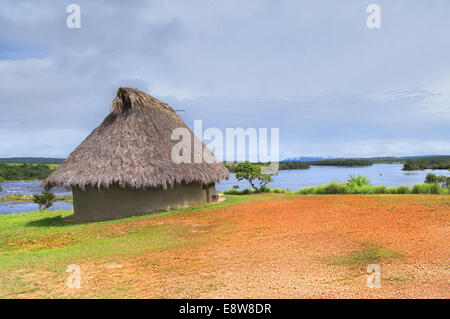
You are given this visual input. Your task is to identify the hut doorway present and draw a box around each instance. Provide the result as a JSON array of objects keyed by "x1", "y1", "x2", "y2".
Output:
[
  {"x1": 203, "y1": 183, "x2": 217, "y2": 202},
  {"x1": 203, "y1": 183, "x2": 211, "y2": 202}
]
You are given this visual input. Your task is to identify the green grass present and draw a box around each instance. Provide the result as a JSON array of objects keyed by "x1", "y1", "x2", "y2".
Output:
[
  {"x1": 325, "y1": 244, "x2": 403, "y2": 266},
  {"x1": 385, "y1": 276, "x2": 410, "y2": 282},
  {"x1": 0, "y1": 194, "x2": 265, "y2": 297},
  {"x1": 0, "y1": 193, "x2": 72, "y2": 202},
  {"x1": 0, "y1": 195, "x2": 257, "y2": 271},
  {"x1": 223, "y1": 183, "x2": 449, "y2": 196}
]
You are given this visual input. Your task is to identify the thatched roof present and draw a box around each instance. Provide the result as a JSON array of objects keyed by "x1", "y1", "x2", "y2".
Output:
[{"x1": 43, "y1": 87, "x2": 229, "y2": 190}]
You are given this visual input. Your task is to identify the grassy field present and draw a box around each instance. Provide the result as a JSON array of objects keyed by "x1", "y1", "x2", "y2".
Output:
[{"x1": 0, "y1": 194, "x2": 448, "y2": 298}]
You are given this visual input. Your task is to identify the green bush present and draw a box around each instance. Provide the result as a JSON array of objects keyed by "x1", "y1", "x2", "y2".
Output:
[
  {"x1": 412, "y1": 184, "x2": 431, "y2": 194},
  {"x1": 224, "y1": 181, "x2": 449, "y2": 196},
  {"x1": 313, "y1": 185, "x2": 328, "y2": 195},
  {"x1": 412, "y1": 183, "x2": 448, "y2": 194},
  {"x1": 222, "y1": 189, "x2": 251, "y2": 195},
  {"x1": 222, "y1": 186, "x2": 272, "y2": 195},
  {"x1": 295, "y1": 187, "x2": 315, "y2": 195},
  {"x1": 353, "y1": 185, "x2": 374, "y2": 194},
  {"x1": 325, "y1": 182, "x2": 348, "y2": 194},
  {"x1": 429, "y1": 183, "x2": 445, "y2": 194},
  {"x1": 373, "y1": 185, "x2": 390, "y2": 194},
  {"x1": 295, "y1": 183, "x2": 348, "y2": 195},
  {"x1": 388, "y1": 185, "x2": 411, "y2": 194},
  {"x1": 347, "y1": 174, "x2": 371, "y2": 193}
]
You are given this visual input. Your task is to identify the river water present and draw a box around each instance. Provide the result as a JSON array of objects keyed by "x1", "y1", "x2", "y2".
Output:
[
  {"x1": 1, "y1": 164, "x2": 448, "y2": 214},
  {"x1": 216, "y1": 164, "x2": 450, "y2": 191}
]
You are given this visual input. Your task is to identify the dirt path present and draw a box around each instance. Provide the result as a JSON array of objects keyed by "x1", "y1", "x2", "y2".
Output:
[{"x1": 15, "y1": 195, "x2": 450, "y2": 298}]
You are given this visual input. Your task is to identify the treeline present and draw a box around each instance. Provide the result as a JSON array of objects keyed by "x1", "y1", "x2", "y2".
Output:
[
  {"x1": 363, "y1": 157, "x2": 404, "y2": 164},
  {"x1": 279, "y1": 161, "x2": 310, "y2": 170},
  {"x1": 225, "y1": 159, "x2": 374, "y2": 172},
  {"x1": 403, "y1": 156, "x2": 450, "y2": 171},
  {"x1": 0, "y1": 164, "x2": 55, "y2": 181},
  {"x1": 308, "y1": 159, "x2": 372, "y2": 167},
  {"x1": 0, "y1": 157, "x2": 65, "y2": 164},
  {"x1": 225, "y1": 161, "x2": 310, "y2": 172}
]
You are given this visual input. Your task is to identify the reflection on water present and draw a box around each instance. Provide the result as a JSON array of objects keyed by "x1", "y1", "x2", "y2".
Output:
[{"x1": 0, "y1": 164, "x2": 449, "y2": 215}]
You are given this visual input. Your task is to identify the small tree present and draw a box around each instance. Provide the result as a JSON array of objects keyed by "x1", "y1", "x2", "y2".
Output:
[
  {"x1": 233, "y1": 161, "x2": 274, "y2": 192},
  {"x1": 424, "y1": 173, "x2": 450, "y2": 188},
  {"x1": 347, "y1": 174, "x2": 371, "y2": 188},
  {"x1": 436, "y1": 175, "x2": 450, "y2": 188},
  {"x1": 424, "y1": 173, "x2": 438, "y2": 184},
  {"x1": 32, "y1": 191, "x2": 56, "y2": 211}
]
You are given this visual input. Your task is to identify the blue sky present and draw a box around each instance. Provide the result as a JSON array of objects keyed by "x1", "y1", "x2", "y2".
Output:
[{"x1": 0, "y1": 0, "x2": 449, "y2": 159}]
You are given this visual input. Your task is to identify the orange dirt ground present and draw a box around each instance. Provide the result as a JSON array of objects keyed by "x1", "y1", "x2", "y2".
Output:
[{"x1": 19, "y1": 195, "x2": 450, "y2": 298}]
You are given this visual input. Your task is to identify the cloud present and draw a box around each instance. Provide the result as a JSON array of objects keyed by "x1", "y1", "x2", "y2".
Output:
[{"x1": 0, "y1": 0, "x2": 449, "y2": 158}]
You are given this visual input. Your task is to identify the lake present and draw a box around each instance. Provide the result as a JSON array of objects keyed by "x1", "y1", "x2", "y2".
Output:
[
  {"x1": 216, "y1": 164, "x2": 450, "y2": 191},
  {"x1": 0, "y1": 181, "x2": 72, "y2": 214},
  {"x1": 1, "y1": 164, "x2": 448, "y2": 214}
]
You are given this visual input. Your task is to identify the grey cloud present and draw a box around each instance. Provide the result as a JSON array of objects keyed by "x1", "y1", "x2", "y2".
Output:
[{"x1": 0, "y1": 0, "x2": 449, "y2": 158}]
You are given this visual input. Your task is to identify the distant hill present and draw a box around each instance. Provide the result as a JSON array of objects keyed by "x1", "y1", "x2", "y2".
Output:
[
  {"x1": 283, "y1": 155, "x2": 449, "y2": 163},
  {"x1": 283, "y1": 156, "x2": 338, "y2": 162},
  {"x1": 0, "y1": 157, "x2": 65, "y2": 164},
  {"x1": 400, "y1": 155, "x2": 450, "y2": 159},
  {"x1": 402, "y1": 156, "x2": 450, "y2": 171}
]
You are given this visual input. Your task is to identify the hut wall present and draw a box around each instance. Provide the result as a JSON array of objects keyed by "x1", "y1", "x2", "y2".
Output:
[
  {"x1": 72, "y1": 183, "x2": 207, "y2": 221},
  {"x1": 202, "y1": 184, "x2": 217, "y2": 202}
]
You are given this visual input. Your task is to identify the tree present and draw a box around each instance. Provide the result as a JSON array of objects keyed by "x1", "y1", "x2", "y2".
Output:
[
  {"x1": 437, "y1": 175, "x2": 450, "y2": 188},
  {"x1": 233, "y1": 161, "x2": 275, "y2": 192},
  {"x1": 32, "y1": 191, "x2": 56, "y2": 211},
  {"x1": 347, "y1": 174, "x2": 371, "y2": 188},
  {"x1": 424, "y1": 173, "x2": 438, "y2": 184},
  {"x1": 424, "y1": 173, "x2": 449, "y2": 188}
]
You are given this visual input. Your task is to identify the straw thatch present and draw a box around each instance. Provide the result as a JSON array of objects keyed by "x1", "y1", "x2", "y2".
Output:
[{"x1": 43, "y1": 87, "x2": 229, "y2": 191}]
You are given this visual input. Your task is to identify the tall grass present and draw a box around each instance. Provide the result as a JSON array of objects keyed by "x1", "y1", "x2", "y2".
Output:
[
  {"x1": 412, "y1": 183, "x2": 447, "y2": 194},
  {"x1": 223, "y1": 183, "x2": 448, "y2": 195},
  {"x1": 388, "y1": 185, "x2": 411, "y2": 194}
]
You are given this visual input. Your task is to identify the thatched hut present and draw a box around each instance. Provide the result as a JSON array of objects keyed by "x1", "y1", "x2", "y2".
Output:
[{"x1": 44, "y1": 87, "x2": 228, "y2": 221}]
